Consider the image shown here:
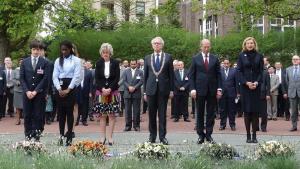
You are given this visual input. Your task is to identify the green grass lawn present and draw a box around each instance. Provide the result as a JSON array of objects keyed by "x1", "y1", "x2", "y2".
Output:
[{"x1": 0, "y1": 147, "x2": 298, "y2": 169}]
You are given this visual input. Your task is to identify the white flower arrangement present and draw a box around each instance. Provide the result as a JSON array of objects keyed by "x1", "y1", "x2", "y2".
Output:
[
  {"x1": 255, "y1": 141, "x2": 294, "y2": 159},
  {"x1": 199, "y1": 142, "x2": 239, "y2": 160},
  {"x1": 134, "y1": 142, "x2": 170, "y2": 160},
  {"x1": 13, "y1": 140, "x2": 46, "y2": 155}
]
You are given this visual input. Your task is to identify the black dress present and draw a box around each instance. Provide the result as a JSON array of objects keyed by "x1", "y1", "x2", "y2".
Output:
[{"x1": 237, "y1": 50, "x2": 264, "y2": 113}]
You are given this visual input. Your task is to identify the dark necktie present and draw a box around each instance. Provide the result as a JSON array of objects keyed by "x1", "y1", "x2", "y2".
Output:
[
  {"x1": 32, "y1": 57, "x2": 37, "y2": 70},
  {"x1": 225, "y1": 68, "x2": 228, "y2": 79},
  {"x1": 155, "y1": 53, "x2": 160, "y2": 72},
  {"x1": 204, "y1": 54, "x2": 208, "y2": 71}
]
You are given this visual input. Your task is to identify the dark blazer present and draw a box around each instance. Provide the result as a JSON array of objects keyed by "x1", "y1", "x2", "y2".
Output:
[
  {"x1": 221, "y1": 67, "x2": 239, "y2": 98},
  {"x1": 189, "y1": 53, "x2": 222, "y2": 96},
  {"x1": 0, "y1": 70, "x2": 6, "y2": 95},
  {"x1": 45, "y1": 58, "x2": 54, "y2": 95},
  {"x1": 95, "y1": 58, "x2": 120, "y2": 91},
  {"x1": 20, "y1": 57, "x2": 49, "y2": 95},
  {"x1": 123, "y1": 68, "x2": 143, "y2": 98},
  {"x1": 81, "y1": 69, "x2": 93, "y2": 97},
  {"x1": 143, "y1": 52, "x2": 174, "y2": 96},
  {"x1": 174, "y1": 69, "x2": 189, "y2": 95},
  {"x1": 276, "y1": 69, "x2": 288, "y2": 94},
  {"x1": 237, "y1": 51, "x2": 264, "y2": 112}
]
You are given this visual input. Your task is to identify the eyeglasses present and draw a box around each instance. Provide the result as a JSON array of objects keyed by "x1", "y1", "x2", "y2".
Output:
[{"x1": 152, "y1": 42, "x2": 162, "y2": 45}]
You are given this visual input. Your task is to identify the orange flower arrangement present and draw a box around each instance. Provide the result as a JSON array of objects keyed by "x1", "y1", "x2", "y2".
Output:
[{"x1": 69, "y1": 140, "x2": 108, "y2": 158}]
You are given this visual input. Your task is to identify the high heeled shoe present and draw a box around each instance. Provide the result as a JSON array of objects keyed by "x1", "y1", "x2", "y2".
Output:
[{"x1": 108, "y1": 139, "x2": 114, "y2": 146}]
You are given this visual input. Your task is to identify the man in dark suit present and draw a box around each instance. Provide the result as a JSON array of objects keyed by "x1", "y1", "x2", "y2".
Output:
[
  {"x1": 174, "y1": 61, "x2": 190, "y2": 122},
  {"x1": 144, "y1": 36, "x2": 174, "y2": 145},
  {"x1": 123, "y1": 60, "x2": 143, "y2": 131},
  {"x1": 20, "y1": 40, "x2": 49, "y2": 141},
  {"x1": 259, "y1": 57, "x2": 271, "y2": 132},
  {"x1": 0, "y1": 70, "x2": 6, "y2": 121},
  {"x1": 189, "y1": 39, "x2": 222, "y2": 144},
  {"x1": 3, "y1": 57, "x2": 14, "y2": 117},
  {"x1": 275, "y1": 62, "x2": 290, "y2": 121},
  {"x1": 76, "y1": 62, "x2": 93, "y2": 126},
  {"x1": 219, "y1": 59, "x2": 239, "y2": 131}
]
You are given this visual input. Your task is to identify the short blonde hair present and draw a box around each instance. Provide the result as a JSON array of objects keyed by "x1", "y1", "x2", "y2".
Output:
[
  {"x1": 99, "y1": 43, "x2": 113, "y2": 56},
  {"x1": 151, "y1": 37, "x2": 164, "y2": 46},
  {"x1": 242, "y1": 37, "x2": 258, "y2": 51}
]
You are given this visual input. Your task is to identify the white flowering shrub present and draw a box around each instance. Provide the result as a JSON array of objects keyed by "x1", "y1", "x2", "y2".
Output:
[
  {"x1": 199, "y1": 142, "x2": 238, "y2": 160},
  {"x1": 255, "y1": 141, "x2": 294, "y2": 159},
  {"x1": 134, "y1": 142, "x2": 170, "y2": 160},
  {"x1": 13, "y1": 140, "x2": 46, "y2": 155}
]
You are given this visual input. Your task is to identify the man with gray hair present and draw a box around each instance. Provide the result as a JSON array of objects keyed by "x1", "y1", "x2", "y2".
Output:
[
  {"x1": 283, "y1": 55, "x2": 300, "y2": 131},
  {"x1": 144, "y1": 36, "x2": 174, "y2": 145},
  {"x1": 189, "y1": 39, "x2": 222, "y2": 144}
]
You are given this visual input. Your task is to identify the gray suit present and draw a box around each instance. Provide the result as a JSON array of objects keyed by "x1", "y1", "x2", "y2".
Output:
[
  {"x1": 285, "y1": 66, "x2": 300, "y2": 128},
  {"x1": 123, "y1": 68, "x2": 143, "y2": 128},
  {"x1": 118, "y1": 67, "x2": 127, "y2": 114},
  {"x1": 267, "y1": 74, "x2": 280, "y2": 118}
]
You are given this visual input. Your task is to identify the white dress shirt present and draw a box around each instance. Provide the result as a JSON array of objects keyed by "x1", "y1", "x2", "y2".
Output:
[{"x1": 104, "y1": 61, "x2": 110, "y2": 78}]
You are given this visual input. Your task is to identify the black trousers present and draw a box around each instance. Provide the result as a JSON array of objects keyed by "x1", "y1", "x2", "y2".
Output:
[
  {"x1": 174, "y1": 94, "x2": 189, "y2": 119},
  {"x1": 277, "y1": 87, "x2": 290, "y2": 118},
  {"x1": 3, "y1": 87, "x2": 14, "y2": 116},
  {"x1": 57, "y1": 91, "x2": 75, "y2": 136},
  {"x1": 260, "y1": 98, "x2": 268, "y2": 130},
  {"x1": 171, "y1": 98, "x2": 175, "y2": 117},
  {"x1": 220, "y1": 96, "x2": 236, "y2": 127},
  {"x1": 23, "y1": 93, "x2": 46, "y2": 139},
  {"x1": 77, "y1": 95, "x2": 89, "y2": 122},
  {"x1": 196, "y1": 94, "x2": 216, "y2": 137},
  {"x1": 191, "y1": 98, "x2": 196, "y2": 114},
  {"x1": 143, "y1": 99, "x2": 148, "y2": 113},
  {"x1": 56, "y1": 78, "x2": 76, "y2": 137},
  {"x1": 148, "y1": 92, "x2": 169, "y2": 140},
  {"x1": 125, "y1": 98, "x2": 141, "y2": 128}
]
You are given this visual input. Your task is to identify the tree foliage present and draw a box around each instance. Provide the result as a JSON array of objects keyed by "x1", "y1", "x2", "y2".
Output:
[{"x1": 0, "y1": 0, "x2": 48, "y2": 63}]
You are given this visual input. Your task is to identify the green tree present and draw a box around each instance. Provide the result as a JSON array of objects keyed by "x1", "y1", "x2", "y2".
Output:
[
  {"x1": 152, "y1": 0, "x2": 182, "y2": 27},
  {"x1": 47, "y1": 0, "x2": 110, "y2": 37},
  {"x1": 0, "y1": 0, "x2": 48, "y2": 64}
]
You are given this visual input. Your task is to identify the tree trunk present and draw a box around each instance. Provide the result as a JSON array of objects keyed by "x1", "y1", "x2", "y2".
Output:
[{"x1": 0, "y1": 33, "x2": 9, "y2": 66}]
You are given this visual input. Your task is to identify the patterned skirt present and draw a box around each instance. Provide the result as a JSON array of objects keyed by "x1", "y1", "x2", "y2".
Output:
[{"x1": 92, "y1": 90, "x2": 120, "y2": 117}]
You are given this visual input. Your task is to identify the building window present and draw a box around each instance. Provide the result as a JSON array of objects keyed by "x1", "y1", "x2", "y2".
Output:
[
  {"x1": 283, "y1": 19, "x2": 296, "y2": 31},
  {"x1": 206, "y1": 16, "x2": 212, "y2": 36},
  {"x1": 252, "y1": 16, "x2": 264, "y2": 33},
  {"x1": 136, "y1": 1, "x2": 145, "y2": 16},
  {"x1": 270, "y1": 18, "x2": 282, "y2": 32},
  {"x1": 101, "y1": 2, "x2": 114, "y2": 16},
  {"x1": 199, "y1": 19, "x2": 202, "y2": 34},
  {"x1": 214, "y1": 15, "x2": 218, "y2": 37}
]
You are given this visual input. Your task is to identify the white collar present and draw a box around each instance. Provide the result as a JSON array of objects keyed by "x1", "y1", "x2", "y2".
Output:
[{"x1": 201, "y1": 52, "x2": 210, "y2": 57}]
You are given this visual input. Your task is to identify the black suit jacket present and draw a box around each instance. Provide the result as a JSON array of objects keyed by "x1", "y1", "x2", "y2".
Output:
[
  {"x1": 80, "y1": 69, "x2": 93, "y2": 97},
  {"x1": 260, "y1": 69, "x2": 271, "y2": 98},
  {"x1": 221, "y1": 67, "x2": 239, "y2": 98},
  {"x1": 189, "y1": 53, "x2": 222, "y2": 96},
  {"x1": 276, "y1": 69, "x2": 287, "y2": 94},
  {"x1": 0, "y1": 70, "x2": 6, "y2": 95},
  {"x1": 95, "y1": 58, "x2": 120, "y2": 91},
  {"x1": 143, "y1": 52, "x2": 174, "y2": 96},
  {"x1": 174, "y1": 69, "x2": 189, "y2": 95},
  {"x1": 20, "y1": 57, "x2": 49, "y2": 95}
]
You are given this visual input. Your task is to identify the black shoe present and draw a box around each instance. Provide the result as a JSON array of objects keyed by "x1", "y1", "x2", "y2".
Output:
[
  {"x1": 261, "y1": 128, "x2": 267, "y2": 132},
  {"x1": 124, "y1": 127, "x2": 131, "y2": 131},
  {"x1": 206, "y1": 136, "x2": 214, "y2": 143},
  {"x1": 82, "y1": 121, "x2": 88, "y2": 126},
  {"x1": 184, "y1": 118, "x2": 191, "y2": 122},
  {"x1": 46, "y1": 120, "x2": 51, "y2": 125},
  {"x1": 173, "y1": 118, "x2": 179, "y2": 122},
  {"x1": 160, "y1": 138, "x2": 168, "y2": 145},
  {"x1": 231, "y1": 126, "x2": 236, "y2": 131},
  {"x1": 119, "y1": 113, "x2": 123, "y2": 117},
  {"x1": 219, "y1": 126, "x2": 225, "y2": 130},
  {"x1": 197, "y1": 136, "x2": 205, "y2": 144},
  {"x1": 290, "y1": 128, "x2": 297, "y2": 132},
  {"x1": 148, "y1": 138, "x2": 155, "y2": 143},
  {"x1": 134, "y1": 127, "x2": 140, "y2": 131},
  {"x1": 58, "y1": 136, "x2": 64, "y2": 146},
  {"x1": 89, "y1": 116, "x2": 95, "y2": 121},
  {"x1": 246, "y1": 134, "x2": 252, "y2": 143},
  {"x1": 252, "y1": 133, "x2": 258, "y2": 143},
  {"x1": 273, "y1": 118, "x2": 277, "y2": 121},
  {"x1": 75, "y1": 121, "x2": 79, "y2": 126},
  {"x1": 192, "y1": 114, "x2": 195, "y2": 119}
]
